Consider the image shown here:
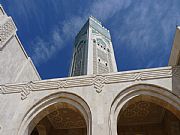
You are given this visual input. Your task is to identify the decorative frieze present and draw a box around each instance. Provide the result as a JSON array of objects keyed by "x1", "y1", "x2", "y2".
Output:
[
  {"x1": 105, "y1": 67, "x2": 172, "y2": 83},
  {"x1": 21, "y1": 84, "x2": 31, "y2": 100},
  {"x1": 93, "y1": 75, "x2": 107, "y2": 93},
  {"x1": 0, "y1": 17, "x2": 17, "y2": 49},
  {"x1": 0, "y1": 67, "x2": 174, "y2": 99}
]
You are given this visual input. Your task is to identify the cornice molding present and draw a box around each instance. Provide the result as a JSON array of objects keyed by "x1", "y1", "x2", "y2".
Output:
[{"x1": 0, "y1": 67, "x2": 173, "y2": 100}]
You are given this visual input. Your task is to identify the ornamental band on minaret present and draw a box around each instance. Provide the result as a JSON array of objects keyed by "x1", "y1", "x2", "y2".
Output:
[{"x1": 70, "y1": 16, "x2": 117, "y2": 76}]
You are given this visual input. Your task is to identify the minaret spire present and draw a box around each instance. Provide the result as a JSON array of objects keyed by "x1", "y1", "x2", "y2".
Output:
[{"x1": 70, "y1": 16, "x2": 117, "y2": 76}]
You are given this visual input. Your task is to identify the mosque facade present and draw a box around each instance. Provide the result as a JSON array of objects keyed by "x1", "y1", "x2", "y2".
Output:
[{"x1": 0, "y1": 5, "x2": 180, "y2": 135}]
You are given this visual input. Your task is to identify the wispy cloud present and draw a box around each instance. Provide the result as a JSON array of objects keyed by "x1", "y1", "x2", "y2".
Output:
[
  {"x1": 110, "y1": 0, "x2": 180, "y2": 69},
  {"x1": 62, "y1": 16, "x2": 86, "y2": 38},
  {"x1": 89, "y1": 0, "x2": 131, "y2": 21},
  {"x1": 5, "y1": 0, "x2": 179, "y2": 68},
  {"x1": 31, "y1": 28, "x2": 63, "y2": 65},
  {"x1": 30, "y1": 0, "x2": 131, "y2": 65}
]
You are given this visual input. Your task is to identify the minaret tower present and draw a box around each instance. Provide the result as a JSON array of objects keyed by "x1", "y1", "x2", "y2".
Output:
[{"x1": 70, "y1": 16, "x2": 117, "y2": 76}]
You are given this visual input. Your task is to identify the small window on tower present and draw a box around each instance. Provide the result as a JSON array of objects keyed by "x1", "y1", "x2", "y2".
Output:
[
  {"x1": 93, "y1": 39, "x2": 96, "y2": 43},
  {"x1": 105, "y1": 63, "x2": 108, "y2": 66},
  {"x1": 107, "y1": 48, "x2": 110, "y2": 52},
  {"x1": 98, "y1": 58, "x2": 100, "y2": 62}
]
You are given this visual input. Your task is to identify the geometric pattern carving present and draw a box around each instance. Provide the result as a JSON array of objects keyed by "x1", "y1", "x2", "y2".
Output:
[
  {"x1": 108, "y1": 52, "x2": 113, "y2": 72},
  {"x1": 20, "y1": 84, "x2": 31, "y2": 100},
  {"x1": 97, "y1": 49, "x2": 107, "y2": 61},
  {"x1": 105, "y1": 67, "x2": 172, "y2": 83},
  {"x1": 93, "y1": 75, "x2": 107, "y2": 93},
  {"x1": 0, "y1": 66, "x2": 174, "y2": 99},
  {"x1": 0, "y1": 17, "x2": 16, "y2": 49},
  {"x1": 98, "y1": 62, "x2": 109, "y2": 74},
  {"x1": 93, "y1": 41, "x2": 98, "y2": 74},
  {"x1": 47, "y1": 108, "x2": 86, "y2": 129},
  {"x1": 118, "y1": 101, "x2": 165, "y2": 126},
  {"x1": 92, "y1": 30, "x2": 113, "y2": 75},
  {"x1": 122, "y1": 102, "x2": 151, "y2": 119},
  {"x1": 96, "y1": 37, "x2": 112, "y2": 74}
]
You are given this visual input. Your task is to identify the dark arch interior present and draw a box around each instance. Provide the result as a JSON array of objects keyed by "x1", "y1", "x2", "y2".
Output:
[
  {"x1": 117, "y1": 100, "x2": 180, "y2": 135},
  {"x1": 31, "y1": 127, "x2": 39, "y2": 135},
  {"x1": 30, "y1": 102, "x2": 87, "y2": 135}
]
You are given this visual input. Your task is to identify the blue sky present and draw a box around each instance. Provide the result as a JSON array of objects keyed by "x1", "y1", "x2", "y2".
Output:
[{"x1": 1, "y1": 0, "x2": 180, "y2": 79}]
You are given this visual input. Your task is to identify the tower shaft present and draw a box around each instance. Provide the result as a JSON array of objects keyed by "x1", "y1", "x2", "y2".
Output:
[{"x1": 70, "y1": 16, "x2": 117, "y2": 76}]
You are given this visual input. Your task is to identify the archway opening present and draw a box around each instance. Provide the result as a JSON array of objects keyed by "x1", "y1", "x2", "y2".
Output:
[
  {"x1": 30, "y1": 102, "x2": 87, "y2": 135},
  {"x1": 117, "y1": 99, "x2": 180, "y2": 135}
]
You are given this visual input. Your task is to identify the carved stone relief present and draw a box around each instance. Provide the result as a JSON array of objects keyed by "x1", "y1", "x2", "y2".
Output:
[
  {"x1": 47, "y1": 103, "x2": 86, "y2": 129},
  {"x1": 118, "y1": 101, "x2": 165, "y2": 126},
  {"x1": 0, "y1": 67, "x2": 173, "y2": 99},
  {"x1": 93, "y1": 75, "x2": 107, "y2": 93},
  {"x1": 0, "y1": 17, "x2": 16, "y2": 49}
]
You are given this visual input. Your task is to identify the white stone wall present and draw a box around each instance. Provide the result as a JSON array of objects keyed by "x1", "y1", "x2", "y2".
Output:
[
  {"x1": 169, "y1": 26, "x2": 180, "y2": 66},
  {"x1": 0, "y1": 6, "x2": 40, "y2": 84},
  {"x1": 0, "y1": 66, "x2": 179, "y2": 135},
  {"x1": 0, "y1": 5, "x2": 179, "y2": 135},
  {"x1": 91, "y1": 27, "x2": 117, "y2": 74}
]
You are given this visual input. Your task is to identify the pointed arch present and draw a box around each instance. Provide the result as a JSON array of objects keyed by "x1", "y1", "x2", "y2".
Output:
[
  {"x1": 17, "y1": 92, "x2": 92, "y2": 135},
  {"x1": 109, "y1": 83, "x2": 180, "y2": 135}
]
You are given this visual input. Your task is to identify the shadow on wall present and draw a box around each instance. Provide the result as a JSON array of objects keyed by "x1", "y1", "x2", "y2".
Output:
[{"x1": 172, "y1": 66, "x2": 180, "y2": 96}]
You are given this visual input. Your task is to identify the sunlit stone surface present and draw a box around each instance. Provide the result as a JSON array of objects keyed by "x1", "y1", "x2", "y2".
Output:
[{"x1": 0, "y1": 4, "x2": 179, "y2": 135}]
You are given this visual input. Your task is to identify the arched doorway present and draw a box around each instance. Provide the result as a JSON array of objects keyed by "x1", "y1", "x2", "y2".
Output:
[
  {"x1": 117, "y1": 99, "x2": 180, "y2": 135},
  {"x1": 31, "y1": 102, "x2": 87, "y2": 135},
  {"x1": 18, "y1": 92, "x2": 91, "y2": 135},
  {"x1": 109, "y1": 84, "x2": 180, "y2": 135}
]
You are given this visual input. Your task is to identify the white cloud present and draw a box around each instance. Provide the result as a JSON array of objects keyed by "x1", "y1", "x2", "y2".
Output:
[
  {"x1": 31, "y1": 0, "x2": 131, "y2": 65},
  {"x1": 30, "y1": 0, "x2": 179, "y2": 67},
  {"x1": 89, "y1": 0, "x2": 131, "y2": 21},
  {"x1": 31, "y1": 29, "x2": 63, "y2": 65},
  {"x1": 62, "y1": 16, "x2": 86, "y2": 38}
]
